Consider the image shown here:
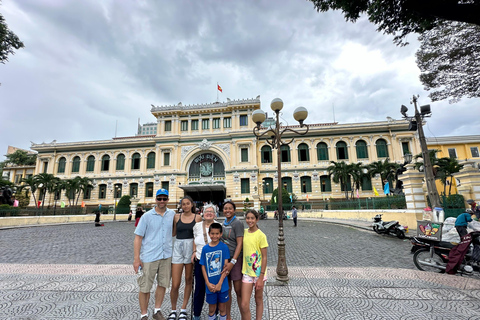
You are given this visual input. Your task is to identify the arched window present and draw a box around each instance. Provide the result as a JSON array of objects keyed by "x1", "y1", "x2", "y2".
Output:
[
  {"x1": 280, "y1": 145, "x2": 291, "y2": 162},
  {"x1": 57, "y1": 157, "x2": 66, "y2": 174},
  {"x1": 261, "y1": 146, "x2": 272, "y2": 163},
  {"x1": 336, "y1": 141, "x2": 348, "y2": 160},
  {"x1": 131, "y1": 153, "x2": 141, "y2": 170},
  {"x1": 300, "y1": 176, "x2": 312, "y2": 193},
  {"x1": 281, "y1": 177, "x2": 292, "y2": 193},
  {"x1": 262, "y1": 178, "x2": 274, "y2": 194},
  {"x1": 130, "y1": 183, "x2": 138, "y2": 197},
  {"x1": 86, "y1": 155, "x2": 95, "y2": 172},
  {"x1": 116, "y1": 154, "x2": 125, "y2": 171},
  {"x1": 147, "y1": 152, "x2": 155, "y2": 169},
  {"x1": 376, "y1": 139, "x2": 389, "y2": 158},
  {"x1": 101, "y1": 155, "x2": 110, "y2": 171},
  {"x1": 355, "y1": 140, "x2": 368, "y2": 159},
  {"x1": 320, "y1": 175, "x2": 331, "y2": 192},
  {"x1": 72, "y1": 156, "x2": 81, "y2": 173},
  {"x1": 145, "y1": 182, "x2": 154, "y2": 198},
  {"x1": 316, "y1": 142, "x2": 328, "y2": 161},
  {"x1": 98, "y1": 184, "x2": 107, "y2": 199},
  {"x1": 298, "y1": 143, "x2": 310, "y2": 162}
]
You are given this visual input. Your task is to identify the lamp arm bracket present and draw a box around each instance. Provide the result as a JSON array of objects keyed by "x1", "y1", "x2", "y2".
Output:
[
  {"x1": 253, "y1": 127, "x2": 276, "y2": 139},
  {"x1": 280, "y1": 125, "x2": 309, "y2": 137}
]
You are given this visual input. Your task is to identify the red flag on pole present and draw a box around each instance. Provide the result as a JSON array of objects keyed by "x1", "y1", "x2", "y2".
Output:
[{"x1": 217, "y1": 84, "x2": 223, "y2": 92}]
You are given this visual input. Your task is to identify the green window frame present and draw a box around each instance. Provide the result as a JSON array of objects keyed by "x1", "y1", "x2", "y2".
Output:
[
  {"x1": 261, "y1": 146, "x2": 272, "y2": 163},
  {"x1": 161, "y1": 181, "x2": 169, "y2": 192},
  {"x1": 72, "y1": 156, "x2": 80, "y2": 173},
  {"x1": 99, "y1": 184, "x2": 107, "y2": 199},
  {"x1": 402, "y1": 142, "x2": 410, "y2": 155},
  {"x1": 202, "y1": 119, "x2": 209, "y2": 130},
  {"x1": 164, "y1": 120, "x2": 172, "y2": 132},
  {"x1": 341, "y1": 177, "x2": 352, "y2": 192},
  {"x1": 280, "y1": 145, "x2": 291, "y2": 162},
  {"x1": 83, "y1": 185, "x2": 93, "y2": 200},
  {"x1": 281, "y1": 177, "x2": 292, "y2": 193},
  {"x1": 316, "y1": 142, "x2": 328, "y2": 161},
  {"x1": 356, "y1": 140, "x2": 368, "y2": 159},
  {"x1": 298, "y1": 143, "x2": 310, "y2": 162},
  {"x1": 181, "y1": 120, "x2": 188, "y2": 131},
  {"x1": 101, "y1": 155, "x2": 110, "y2": 171},
  {"x1": 145, "y1": 182, "x2": 154, "y2": 198},
  {"x1": 131, "y1": 153, "x2": 141, "y2": 170},
  {"x1": 300, "y1": 176, "x2": 312, "y2": 193},
  {"x1": 241, "y1": 148, "x2": 248, "y2": 162},
  {"x1": 320, "y1": 175, "x2": 331, "y2": 192},
  {"x1": 129, "y1": 183, "x2": 138, "y2": 197},
  {"x1": 361, "y1": 176, "x2": 372, "y2": 191},
  {"x1": 376, "y1": 139, "x2": 389, "y2": 158},
  {"x1": 147, "y1": 152, "x2": 155, "y2": 169},
  {"x1": 191, "y1": 119, "x2": 199, "y2": 130},
  {"x1": 223, "y1": 117, "x2": 231, "y2": 128},
  {"x1": 86, "y1": 155, "x2": 95, "y2": 172},
  {"x1": 336, "y1": 141, "x2": 349, "y2": 160},
  {"x1": 164, "y1": 152, "x2": 170, "y2": 166},
  {"x1": 263, "y1": 178, "x2": 274, "y2": 194},
  {"x1": 213, "y1": 118, "x2": 220, "y2": 129},
  {"x1": 57, "y1": 157, "x2": 66, "y2": 174},
  {"x1": 116, "y1": 154, "x2": 125, "y2": 171},
  {"x1": 239, "y1": 115, "x2": 248, "y2": 126},
  {"x1": 241, "y1": 178, "x2": 250, "y2": 194}
]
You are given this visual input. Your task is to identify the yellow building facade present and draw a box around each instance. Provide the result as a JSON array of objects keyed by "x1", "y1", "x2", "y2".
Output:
[{"x1": 30, "y1": 98, "x2": 420, "y2": 208}]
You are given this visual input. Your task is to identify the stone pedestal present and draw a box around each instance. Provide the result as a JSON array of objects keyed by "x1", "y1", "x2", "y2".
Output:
[
  {"x1": 399, "y1": 164, "x2": 427, "y2": 209},
  {"x1": 454, "y1": 161, "x2": 480, "y2": 205}
]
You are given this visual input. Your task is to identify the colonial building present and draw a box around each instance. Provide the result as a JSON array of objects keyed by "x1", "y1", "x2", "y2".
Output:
[{"x1": 30, "y1": 97, "x2": 420, "y2": 208}]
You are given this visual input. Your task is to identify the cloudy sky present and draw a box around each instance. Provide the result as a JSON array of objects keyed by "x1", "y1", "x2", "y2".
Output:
[{"x1": 1, "y1": 0, "x2": 478, "y2": 159}]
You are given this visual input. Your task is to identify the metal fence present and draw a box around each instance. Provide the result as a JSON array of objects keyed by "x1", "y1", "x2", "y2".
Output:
[
  {"x1": 264, "y1": 196, "x2": 406, "y2": 211},
  {"x1": 0, "y1": 207, "x2": 84, "y2": 217}
]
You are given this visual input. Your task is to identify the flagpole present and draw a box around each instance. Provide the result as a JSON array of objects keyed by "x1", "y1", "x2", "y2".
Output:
[{"x1": 217, "y1": 82, "x2": 219, "y2": 102}]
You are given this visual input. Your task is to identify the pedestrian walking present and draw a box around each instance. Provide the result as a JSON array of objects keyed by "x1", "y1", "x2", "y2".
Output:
[
  {"x1": 240, "y1": 209, "x2": 268, "y2": 320},
  {"x1": 191, "y1": 204, "x2": 218, "y2": 320},
  {"x1": 133, "y1": 188, "x2": 175, "y2": 320},
  {"x1": 292, "y1": 206, "x2": 297, "y2": 227},
  {"x1": 169, "y1": 196, "x2": 202, "y2": 320}
]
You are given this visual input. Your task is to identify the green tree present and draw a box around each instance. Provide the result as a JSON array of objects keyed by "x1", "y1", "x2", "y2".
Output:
[
  {"x1": 35, "y1": 173, "x2": 58, "y2": 209},
  {"x1": 413, "y1": 149, "x2": 440, "y2": 177},
  {"x1": 0, "y1": 2, "x2": 25, "y2": 64},
  {"x1": 367, "y1": 159, "x2": 399, "y2": 189},
  {"x1": 348, "y1": 162, "x2": 368, "y2": 198},
  {"x1": 270, "y1": 187, "x2": 293, "y2": 206},
  {"x1": 74, "y1": 176, "x2": 93, "y2": 206},
  {"x1": 327, "y1": 161, "x2": 351, "y2": 199},
  {"x1": 436, "y1": 157, "x2": 464, "y2": 195},
  {"x1": 64, "y1": 178, "x2": 80, "y2": 207},
  {"x1": 416, "y1": 21, "x2": 480, "y2": 103},
  {"x1": 17, "y1": 175, "x2": 38, "y2": 207},
  {"x1": 309, "y1": 0, "x2": 480, "y2": 45},
  {"x1": 2, "y1": 150, "x2": 37, "y2": 166},
  {"x1": 14, "y1": 190, "x2": 30, "y2": 208}
]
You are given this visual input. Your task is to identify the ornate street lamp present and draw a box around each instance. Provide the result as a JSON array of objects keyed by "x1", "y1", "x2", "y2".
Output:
[
  {"x1": 251, "y1": 98, "x2": 309, "y2": 281},
  {"x1": 401, "y1": 95, "x2": 441, "y2": 208}
]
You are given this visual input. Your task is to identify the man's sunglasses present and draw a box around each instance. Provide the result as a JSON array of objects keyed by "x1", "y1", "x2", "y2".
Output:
[{"x1": 156, "y1": 197, "x2": 168, "y2": 201}]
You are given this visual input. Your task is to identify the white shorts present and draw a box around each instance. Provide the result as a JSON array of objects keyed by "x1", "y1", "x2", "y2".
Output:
[{"x1": 172, "y1": 238, "x2": 194, "y2": 264}]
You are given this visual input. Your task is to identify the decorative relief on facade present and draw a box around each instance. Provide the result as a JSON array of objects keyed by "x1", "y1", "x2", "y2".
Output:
[
  {"x1": 250, "y1": 172, "x2": 257, "y2": 182},
  {"x1": 139, "y1": 177, "x2": 145, "y2": 188},
  {"x1": 181, "y1": 145, "x2": 196, "y2": 162},
  {"x1": 107, "y1": 179, "x2": 113, "y2": 190},
  {"x1": 312, "y1": 170, "x2": 319, "y2": 181},
  {"x1": 169, "y1": 174, "x2": 176, "y2": 184},
  {"x1": 293, "y1": 171, "x2": 300, "y2": 182},
  {"x1": 123, "y1": 178, "x2": 129, "y2": 188},
  {"x1": 216, "y1": 143, "x2": 230, "y2": 155},
  {"x1": 233, "y1": 171, "x2": 240, "y2": 183},
  {"x1": 198, "y1": 139, "x2": 212, "y2": 150}
]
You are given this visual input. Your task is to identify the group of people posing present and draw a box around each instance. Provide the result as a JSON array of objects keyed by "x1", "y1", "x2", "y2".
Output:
[{"x1": 133, "y1": 189, "x2": 268, "y2": 320}]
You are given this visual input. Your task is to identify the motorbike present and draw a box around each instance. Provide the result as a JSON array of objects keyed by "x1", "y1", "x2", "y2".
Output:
[
  {"x1": 274, "y1": 210, "x2": 287, "y2": 220},
  {"x1": 372, "y1": 214, "x2": 406, "y2": 239},
  {"x1": 411, "y1": 231, "x2": 480, "y2": 275}
]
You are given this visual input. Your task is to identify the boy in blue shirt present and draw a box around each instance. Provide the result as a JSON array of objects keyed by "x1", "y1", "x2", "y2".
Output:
[{"x1": 200, "y1": 222, "x2": 230, "y2": 320}]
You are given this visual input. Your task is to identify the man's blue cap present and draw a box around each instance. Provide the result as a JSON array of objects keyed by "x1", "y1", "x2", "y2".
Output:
[{"x1": 156, "y1": 189, "x2": 169, "y2": 197}]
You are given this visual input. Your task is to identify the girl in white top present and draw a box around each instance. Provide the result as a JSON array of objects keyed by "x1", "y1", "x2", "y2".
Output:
[{"x1": 191, "y1": 204, "x2": 218, "y2": 320}]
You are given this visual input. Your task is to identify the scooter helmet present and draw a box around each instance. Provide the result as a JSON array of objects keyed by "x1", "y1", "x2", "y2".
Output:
[{"x1": 466, "y1": 209, "x2": 474, "y2": 214}]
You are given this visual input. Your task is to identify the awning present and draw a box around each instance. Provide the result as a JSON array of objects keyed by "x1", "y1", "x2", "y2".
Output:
[{"x1": 178, "y1": 183, "x2": 226, "y2": 193}]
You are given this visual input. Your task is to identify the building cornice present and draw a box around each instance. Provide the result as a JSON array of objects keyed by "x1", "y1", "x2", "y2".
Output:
[
  {"x1": 151, "y1": 97, "x2": 261, "y2": 116},
  {"x1": 426, "y1": 135, "x2": 480, "y2": 145}
]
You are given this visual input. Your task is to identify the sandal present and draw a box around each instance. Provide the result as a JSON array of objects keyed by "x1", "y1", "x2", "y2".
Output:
[
  {"x1": 178, "y1": 311, "x2": 188, "y2": 320},
  {"x1": 167, "y1": 311, "x2": 177, "y2": 320}
]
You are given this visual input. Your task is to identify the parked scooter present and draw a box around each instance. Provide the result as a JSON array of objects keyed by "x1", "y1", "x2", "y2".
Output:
[
  {"x1": 411, "y1": 231, "x2": 480, "y2": 275},
  {"x1": 372, "y1": 214, "x2": 406, "y2": 239}
]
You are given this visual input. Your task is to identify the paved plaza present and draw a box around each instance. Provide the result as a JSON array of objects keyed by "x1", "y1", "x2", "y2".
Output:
[{"x1": 1, "y1": 219, "x2": 480, "y2": 319}]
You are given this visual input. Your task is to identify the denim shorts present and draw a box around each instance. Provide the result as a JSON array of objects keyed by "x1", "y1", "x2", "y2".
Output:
[{"x1": 172, "y1": 238, "x2": 194, "y2": 264}]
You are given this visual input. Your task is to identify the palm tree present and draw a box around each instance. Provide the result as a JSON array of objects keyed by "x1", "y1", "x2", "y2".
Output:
[
  {"x1": 367, "y1": 159, "x2": 399, "y2": 190},
  {"x1": 35, "y1": 173, "x2": 58, "y2": 209},
  {"x1": 436, "y1": 157, "x2": 464, "y2": 196},
  {"x1": 18, "y1": 175, "x2": 39, "y2": 207},
  {"x1": 348, "y1": 162, "x2": 368, "y2": 198},
  {"x1": 75, "y1": 176, "x2": 93, "y2": 206},
  {"x1": 52, "y1": 179, "x2": 67, "y2": 211},
  {"x1": 327, "y1": 161, "x2": 351, "y2": 199},
  {"x1": 413, "y1": 149, "x2": 440, "y2": 177},
  {"x1": 64, "y1": 178, "x2": 81, "y2": 207}
]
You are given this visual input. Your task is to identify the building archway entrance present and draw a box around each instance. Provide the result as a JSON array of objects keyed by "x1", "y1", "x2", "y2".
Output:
[{"x1": 178, "y1": 184, "x2": 226, "y2": 211}]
